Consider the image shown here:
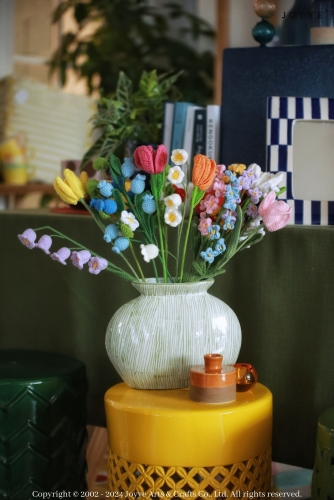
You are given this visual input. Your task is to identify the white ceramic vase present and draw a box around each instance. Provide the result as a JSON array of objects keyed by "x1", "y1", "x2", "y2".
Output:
[{"x1": 105, "y1": 279, "x2": 241, "y2": 389}]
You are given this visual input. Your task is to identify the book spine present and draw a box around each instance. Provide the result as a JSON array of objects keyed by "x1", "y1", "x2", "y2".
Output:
[
  {"x1": 206, "y1": 105, "x2": 221, "y2": 161},
  {"x1": 171, "y1": 103, "x2": 192, "y2": 153},
  {"x1": 183, "y1": 106, "x2": 203, "y2": 158},
  {"x1": 162, "y1": 102, "x2": 174, "y2": 161},
  {"x1": 192, "y1": 109, "x2": 207, "y2": 158}
]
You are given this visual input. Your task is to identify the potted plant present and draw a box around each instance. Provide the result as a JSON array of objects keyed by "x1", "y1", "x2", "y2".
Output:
[{"x1": 81, "y1": 69, "x2": 182, "y2": 167}]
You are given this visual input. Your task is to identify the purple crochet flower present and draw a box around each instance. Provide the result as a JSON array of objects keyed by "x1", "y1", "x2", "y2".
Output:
[
  {"x1": 249, "y1": 187, "x2": 262, "y2": 205},
  {"x1": 18, "y1": 229, "x2": 37, "y2": 249},
  {"x1": 247, "y1": 203, "x2": 258, "y2": 218},
  {"x1": 88, "y1": 256, "x2": 108, "y2": 275},
  {"x1": 50, "y1": 247, "x2": 71, "y2": 265},
  {"x1": 35, "y1": 235, "x2": 52, "y2": 254},
  {"x1": 71, "y1": 250, "x2": 91, "y2": 269}
]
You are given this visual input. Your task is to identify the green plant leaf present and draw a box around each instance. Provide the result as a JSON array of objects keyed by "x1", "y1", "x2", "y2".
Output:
[
  {"x1": 113, "y1": 189, "x2": 126, "y2": 212},
  {"x1": 116, "y1": 71, "x2": 132, "y2": 111}
]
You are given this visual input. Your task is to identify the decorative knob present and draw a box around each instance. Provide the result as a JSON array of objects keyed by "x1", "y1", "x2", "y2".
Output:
[
  {"x1": 252, "y1": 0, "x2": 276, "y2": 46},
  {"x1": 254, "y1": 0, "x2": 276, "y2": 19}
]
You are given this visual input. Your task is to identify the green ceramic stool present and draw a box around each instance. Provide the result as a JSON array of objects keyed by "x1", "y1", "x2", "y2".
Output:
[
  {"x1": 312, "y1": 407, "x2": 334, "y2": 500},
  {"x1": 0, "y1": 349, "x2": 88, "y2": 499}
]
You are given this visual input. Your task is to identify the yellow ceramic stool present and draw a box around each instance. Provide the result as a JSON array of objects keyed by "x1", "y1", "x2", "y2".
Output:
[{"x1": 105, "y1": 382, "x2": 272, "y2": 498}]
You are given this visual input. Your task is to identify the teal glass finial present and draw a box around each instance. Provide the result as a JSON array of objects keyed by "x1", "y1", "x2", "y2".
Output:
[
  {"x1": 253, "y1": 19, "x2": 276, "y2": 46},
  {"x1": 253, "y1": 0, "x2": 276, "y2": 46}
]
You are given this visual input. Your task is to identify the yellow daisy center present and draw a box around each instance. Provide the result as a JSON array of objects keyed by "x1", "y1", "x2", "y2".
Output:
[
  {"x1": 172, "y1": 171, "x2": 180, "y2": 180},
  {"x1": 167, "y1": 200, "x2": 174, "y2": 207},
  {"x1": 169, "y1": 213, "x2": 176, "y2": 222},
  {"x1": 173, "y1": 152, "x2": 183, "y2": 162}
]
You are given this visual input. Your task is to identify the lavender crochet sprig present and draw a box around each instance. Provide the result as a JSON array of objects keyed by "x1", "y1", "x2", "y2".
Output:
[{"x1": 17, "y1": 226, "x2": 137, "y2": 281}]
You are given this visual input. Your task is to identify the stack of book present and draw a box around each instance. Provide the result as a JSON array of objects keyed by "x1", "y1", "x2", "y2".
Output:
[{"x1": 162, "y1": 102, "x2": 221, "y2": 170}]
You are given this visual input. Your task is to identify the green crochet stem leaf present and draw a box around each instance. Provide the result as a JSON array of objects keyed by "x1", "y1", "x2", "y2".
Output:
[
  {"x1": 192, "y1": 260, "x2": 206, "y2": 276},
  {"x1": 86, "y1": 179, "x2": 100, "y2": 198},
  {"x1": 120, "y1": 223, "x2": 134, "y2": 239},
  {"x1": 239, "y1": 232, "x2": 264, "y2": 251},
  {"x1": 109, "y1": 153, "x2": 122, "y2": 177},
  {"x1": 92, "y1": 157, "x2": 109, "y2": 171},
  {"x1": 113, "y1": 188, "x2": 126, "y2": 212},
  {"x1": 190, "y1": 216, "x2": 201, "y2": 257},
  {"x1": 98, "y1": 210, "x2": 110, "y2": 220},
  {"x1": 191, "y1": 186, "x2": 205, "y2": 208},
  {"x1": 153, "y1": 171, "x2": 166, "y2": 199},
  {"x1": 107, "y1": 266, "x2": 136, "y2": 282},
  {"x1": 205, "y1": 268, "x2": 226, "y2": 279},
  {"x1": 224, "y1": 205, "x2": 243, "y2": 261}
]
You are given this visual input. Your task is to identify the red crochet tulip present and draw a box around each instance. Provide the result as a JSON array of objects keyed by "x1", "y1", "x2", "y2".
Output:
[
  {"x1": 134, "y1": 145, "x2": 167, "y2": 174},
  {"x1": 258, "y1": 190, "x2": 292, "y2": 232}
]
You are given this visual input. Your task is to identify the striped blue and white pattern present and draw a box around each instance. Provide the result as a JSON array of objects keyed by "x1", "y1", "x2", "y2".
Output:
[{"x1": 267, "y1": 96, "x2": 334, "y2": 225}]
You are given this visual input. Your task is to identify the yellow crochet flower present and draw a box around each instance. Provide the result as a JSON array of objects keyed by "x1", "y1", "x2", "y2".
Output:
[
  {"x1": 228, "y1": 163, "x2": 246, "y2": 174},
  {"x1": 54, "y1": 169, "x2": 87, "y2": 205}
]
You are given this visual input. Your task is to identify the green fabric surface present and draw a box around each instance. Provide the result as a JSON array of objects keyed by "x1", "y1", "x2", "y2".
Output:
[{"x1": 0, "y1": 209, "x2": 333, "y2": 470}]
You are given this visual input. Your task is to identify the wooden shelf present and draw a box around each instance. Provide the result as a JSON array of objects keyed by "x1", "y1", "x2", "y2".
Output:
[{"x1": 0, "y1": 183, "x2": 58, "y2": 209}]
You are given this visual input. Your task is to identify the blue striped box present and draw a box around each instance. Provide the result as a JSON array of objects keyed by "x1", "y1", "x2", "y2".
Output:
[{"x1": 267, "y1": 96, "x2": 334, "y2": 225}]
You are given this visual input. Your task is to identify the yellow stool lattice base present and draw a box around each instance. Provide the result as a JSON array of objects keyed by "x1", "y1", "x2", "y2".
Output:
[{"x1": 107, "y1": 448, "x2": 272, "y2": 498}]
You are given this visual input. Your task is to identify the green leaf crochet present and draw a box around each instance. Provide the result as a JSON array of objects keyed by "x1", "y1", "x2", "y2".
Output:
[
  {"x1": 120, "y1": 223, "x2": 134, "y2": 239},
  {"x1": 113, "y1": 189, "x2": 125, "y2": 212},
  {"x1": 86, "y1": 179, "x2": 100, "y2": 198}
]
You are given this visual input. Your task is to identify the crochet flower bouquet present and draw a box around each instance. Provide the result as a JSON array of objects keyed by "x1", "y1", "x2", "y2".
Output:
[{"x1": 18, "y1": 145, "x2": 291, "y2": 283}]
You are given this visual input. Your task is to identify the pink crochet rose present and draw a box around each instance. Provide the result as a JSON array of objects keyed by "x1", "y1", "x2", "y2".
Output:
[{"x1": 258, "y1": 191, "x2": 292, "y2": 232}]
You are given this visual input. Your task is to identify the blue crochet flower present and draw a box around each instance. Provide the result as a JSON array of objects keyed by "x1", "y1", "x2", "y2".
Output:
[
  {"x1": 130, "y1": 174, "x2": 146, "y2": 194},
  {"x1": 103, "y1": 199, "x2": 117, "y2": 215},
  {"x1": 90, "y1": 198, "x2": 104, "y2": 211},
  {"x1": 98, "y1": 180, "x2": 113, "y2": 197},
  {"x1": 142, "y1": 194, "x2": 156, "y2": 214},
  {"x1": 112, "y1": 237, "x2": 129, "y2": 254},
  {"x1": 215, "y1": 238, "x2": 226, "y2": 255},
  {"x1": 121, "y1": 158, "x2": 135, "y2": 178},
  {"x1": 207, "y1": 225, "x2": 221, "y2": 240},
  {"x1": 200, "y1": 248, "x2": 218, "y2": 264},
  {"x1": 225, "y1": 170, "x2": 237, "y2": 183},
  {"x1": 104, "y1": 224, "x2": 119, "y2": 243}
]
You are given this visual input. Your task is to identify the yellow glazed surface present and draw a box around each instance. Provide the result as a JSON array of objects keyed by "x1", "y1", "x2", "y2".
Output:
[{"x1": 104, "y1": 382, "x2": 272, "y2": 467}]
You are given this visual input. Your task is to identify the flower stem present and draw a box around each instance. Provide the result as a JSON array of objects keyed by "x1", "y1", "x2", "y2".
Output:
[
  {"x1": 80, "y1": 199, "x2": 106, "y2": 232},
  {"x1": 179, "y1": 185, "x2": 198, "y2": 283},
  {"x1": 118, "y1": 252, "x2": 140, "y2": 281},
  {"x1": 129, "y1": 242, "x2": 146, "y2": 282},
  {"x1": 151, "y1": 177, "x2": 167, "y2": 283}
]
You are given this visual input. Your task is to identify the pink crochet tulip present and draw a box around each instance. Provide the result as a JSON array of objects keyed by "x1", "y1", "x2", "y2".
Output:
[
  {"x1": 258, "y1": 191, "x2": 292, "y2": 232},
  {"x1": 134, "y1": 145, "x2": 167, "y2": 174}
]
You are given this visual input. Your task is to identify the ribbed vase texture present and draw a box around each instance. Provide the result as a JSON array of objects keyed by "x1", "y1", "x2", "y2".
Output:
[{"x1": 105, "y1": 279, "x2": 241, "y2": 389}]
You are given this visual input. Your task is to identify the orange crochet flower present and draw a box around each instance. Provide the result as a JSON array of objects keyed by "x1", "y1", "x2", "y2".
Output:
[{"x1": 192, "y1": 154, "x2": 216, "y2": 191}]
